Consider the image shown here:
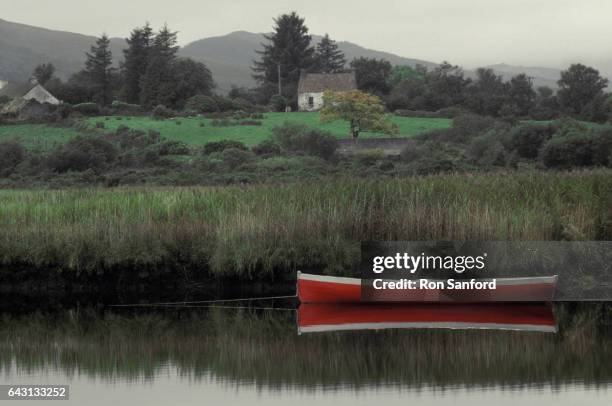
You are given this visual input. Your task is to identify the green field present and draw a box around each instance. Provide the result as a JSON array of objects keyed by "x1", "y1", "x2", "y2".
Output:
[
  {"x1": 0, "y1": 113, "x2": 451, "y2": 149},
  {"x1": 0, "y1": 124, "x2": 81, "y2": 150},
  {"x1": 86, "y1": 112, "x2": 452, "y2": 146}
]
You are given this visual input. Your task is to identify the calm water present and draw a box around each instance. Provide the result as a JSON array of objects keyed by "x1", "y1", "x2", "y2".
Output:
[{"x1": 1, "y1": 303, "x2": 611, "y2": 405}]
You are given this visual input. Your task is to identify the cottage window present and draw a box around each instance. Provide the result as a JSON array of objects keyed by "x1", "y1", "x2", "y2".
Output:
[{"x1": 308, "y1": 96, "x2": 314, "y2": 107}]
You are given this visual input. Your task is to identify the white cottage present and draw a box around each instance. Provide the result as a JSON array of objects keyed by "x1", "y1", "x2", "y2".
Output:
[{"x1": 297, "y1": 71, "x2": 357, "y2": 111}]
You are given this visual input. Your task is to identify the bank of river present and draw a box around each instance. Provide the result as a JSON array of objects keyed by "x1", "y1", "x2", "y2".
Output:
[{"x1": 1, "y1": 171, "x2": 610, "y2": 294}]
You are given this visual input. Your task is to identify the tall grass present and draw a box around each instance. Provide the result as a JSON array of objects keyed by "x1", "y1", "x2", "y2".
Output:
[{"x1": 0, "y1": 170, "x2": 610, "y2": 275}]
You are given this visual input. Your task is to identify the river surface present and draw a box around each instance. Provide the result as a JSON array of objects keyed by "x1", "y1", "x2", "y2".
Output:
[{"x1": 1, "y1": 303, "x2": 610, "y2": 405}]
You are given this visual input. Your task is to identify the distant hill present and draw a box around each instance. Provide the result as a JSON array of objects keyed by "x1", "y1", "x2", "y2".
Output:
[
  {"x1": 3, "y1": 19, "x2": 605, "y2": 95},
  {"x1": 181, "y1": 31, "x2": 439, "y2": 92},
  {"x1": 0, "y1": 18, "x2": 125, "y2": 82},
  {"x1": 482, "y1": 63, "x2": 562, "y2": 90}
]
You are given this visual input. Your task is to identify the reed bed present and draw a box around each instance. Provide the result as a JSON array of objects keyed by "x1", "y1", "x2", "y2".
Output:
[{"x1": 0, "y1": 170, "x2": 610, "y2": 275}]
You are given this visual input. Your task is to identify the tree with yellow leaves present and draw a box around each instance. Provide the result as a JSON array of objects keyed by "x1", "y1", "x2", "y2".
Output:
[{"x1": 320, "y1": 90, "x2": 398, "y2": 138}]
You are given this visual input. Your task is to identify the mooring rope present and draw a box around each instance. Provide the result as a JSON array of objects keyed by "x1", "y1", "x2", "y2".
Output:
[
  {"x1": 110, "y1": 303, "x2": 297, "y2": 311},
  {"x1": 108, "y1": 294, "x2": 297, "y2": 308}
]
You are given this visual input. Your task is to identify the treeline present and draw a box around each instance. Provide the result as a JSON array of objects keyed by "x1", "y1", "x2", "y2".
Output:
[
  {"x1": 248, "y1": 12, "x2": 611, "y2": 122},
  {"x1": 27, "y1": 12, "x2": 612, "y2": 123},
  {"x1": 37, "y1": 24, "x2": 214, "y2": 110},
  {"x1": 384, "y1": 62, "x2": 611, "y2": 122}
]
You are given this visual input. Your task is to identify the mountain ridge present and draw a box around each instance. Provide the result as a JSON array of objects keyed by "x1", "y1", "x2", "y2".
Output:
[{"x1": 0, "y1": 18, "x2": 594, "y2": 94}]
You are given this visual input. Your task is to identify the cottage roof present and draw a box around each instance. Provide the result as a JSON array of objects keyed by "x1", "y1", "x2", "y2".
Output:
[
  {"x1": 297, "y1": 71, "x2": 357, "y2": 94},
  {"x1": 0, "y1": 82, "x2": 37, "y2": 99}
]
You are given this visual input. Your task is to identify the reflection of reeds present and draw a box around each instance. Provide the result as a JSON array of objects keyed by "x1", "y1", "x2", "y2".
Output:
[
  {"x1": 0, "y1": 170, "x2": 610, "y2": 276},
  {"x1": 0, "y1": 304, "x2": 610, "y2": 389}
]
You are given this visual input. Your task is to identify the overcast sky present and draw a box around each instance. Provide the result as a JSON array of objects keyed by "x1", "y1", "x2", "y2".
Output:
[{"x1": 2, "y1": 0, "x2": 611, "y2": 70}]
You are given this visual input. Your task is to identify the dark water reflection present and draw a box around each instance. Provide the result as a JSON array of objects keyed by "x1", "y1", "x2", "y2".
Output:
[{"x1": 0, "y1": 303, "x2": 611, "y2": 405}]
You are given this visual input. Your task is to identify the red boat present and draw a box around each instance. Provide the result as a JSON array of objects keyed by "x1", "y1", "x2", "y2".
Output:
[
  {"x1": 297, "y1": 272, "x2": 558, "y2": 303},
  {"x1": 297, "y1": 303, "x2": 557, "y2": 334}
]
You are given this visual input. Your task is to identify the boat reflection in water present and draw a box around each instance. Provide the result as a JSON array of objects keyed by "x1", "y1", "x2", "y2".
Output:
[{"x1": 298, "y1": 303, "x2": 557, "y2": 334}]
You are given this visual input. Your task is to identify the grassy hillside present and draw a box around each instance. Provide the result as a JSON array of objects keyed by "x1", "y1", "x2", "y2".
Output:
[{"x1": 86, "y1": 113, "x2": 452, "y2": 146}]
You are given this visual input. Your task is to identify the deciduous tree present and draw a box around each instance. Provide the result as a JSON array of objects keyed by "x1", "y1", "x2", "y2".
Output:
[
  {"x1": 321, "y1": 90, "x2": 398, "y2": 138},
  {"x1": 172, "y1": 58, "x2": 215, "y2": 109},
  {"x1": 507, "y1": 73, "x2": 536, "y2": 116},
  {"x1": 557, "y1": 63, "x2": 609, "y2": 117},
  {"x1": 350, "y1": 57, "x2": 392, "y2": 95}
]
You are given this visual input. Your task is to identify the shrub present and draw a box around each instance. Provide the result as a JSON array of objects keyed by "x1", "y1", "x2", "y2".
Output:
[
  {"x1": 452, "y1": 114, "x2": 499, "y2": 140},
  {"x1": 111, "y1": 101, "x2": 143, "y2": 115},
  {"x1": 151, "y1": 105, "x2": 175, "y2": 120},
  {"x1": 110, "y1": 127, "x2": 161, "y2": 150},
  {"x1": 115, "y1": 124, "x2": 130, "y2": 135},
  {"x1": 436, "y1": 107, "x2": 469, "y2": 118},
  {"x1": 210, "y1": 119, "x2": 236, "y2": 127},
  {"x1": 159, "y1": 140, "x2": 190, "y2": 156},
  {"x1": 252, "y1": 140, "x2": 281, "y2": 156},
  {"x1": 221, "y1": 148, "x2": 253, "y2": 169},
  {"x1": 184, "y1": 95, "x2": 219, "y2": 114},
  {"x1": 269, "y1": 95, "x2": 288, "y2": 112},
  {"x1": 202, "y1": 140, "x2": 248, "y2": 155},
  {"x1": 95, "y1": 121, "x2": 105, "y2": 129},
  {"x1": 413, "y1": 156, "x2": 458, "y2": 175},
  {"x1": 231, "y1": 97, "x2": 254, "y2": 112},
  {"x1": 273, "y1": 122, "x2": 338, "y2": 160},
  {"x1": 239, "y1": 120, "x2": 262, "y2": 126},
  {"x1": 72, "y1": 102, "x2": 100, "y2": 115},
  {"x1": 468, "y1": 130, "x2": 507, "y2": 166},
  {"x1": 354, "y1": 149, "x2": 384, "y2": 166},
  {"x1": 47, "y1": 135, "x2": 118, "y2": 173},
  {"x1": 541, "y1": 128, "x2": 612, "y2": 169},
  {"x1": 401, "y1": 141, "x2": 463, "y2": 174},
  {"x1": 212, "y1": 95, "x2": 236, "y2": 112},
  {"x1": 510, "y1": 124, "x2": 555, "y2": 159},
  {"x1": 0, "y1": 139, "x2": 25, "y2": 175}
]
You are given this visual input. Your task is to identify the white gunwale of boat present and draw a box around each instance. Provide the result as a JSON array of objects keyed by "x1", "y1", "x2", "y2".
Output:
[{"x1": 297, "y1": 272, "x2": 558, "y2": 286}]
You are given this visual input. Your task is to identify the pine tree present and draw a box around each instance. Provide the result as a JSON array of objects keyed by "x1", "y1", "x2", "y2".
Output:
[
  {"x1": 122, "y1": 23, "x2": 153, "y2": 104},
  {"x1": 314, "y1": 34, "x2": 346, "y2": 73},
  {"x1": 84, "y1": 34, "x2": 114, "y2": 105},
  {"x1": 33, "y1": 63, "x2": 56, "y2": 85},
  {"x1": 139, "y1": 25, "x2": 179, "y2": 108},
  {"x1": 252, "y1": 12, "x2": 315, "y2": 104}
]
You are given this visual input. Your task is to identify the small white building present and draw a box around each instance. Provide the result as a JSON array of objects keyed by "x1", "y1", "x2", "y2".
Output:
[
  {"x1": 297, "y1": 71, "x2": 357, "y2": 111},
  {"x1": 0, "y1": 78, "x2": 60, "y2": 105}
]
